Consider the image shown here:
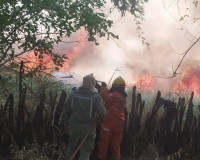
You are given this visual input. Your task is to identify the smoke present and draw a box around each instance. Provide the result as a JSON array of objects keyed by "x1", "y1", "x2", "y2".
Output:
[{"x1": 51, "y1": 0, "x2": 200, "y2": 94}]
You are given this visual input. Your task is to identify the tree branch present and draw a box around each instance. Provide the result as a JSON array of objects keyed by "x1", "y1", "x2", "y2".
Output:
[
  {"x1": 173, "y1": 37, "x2": 200, "y2": 75},
  {"x1": 0, "y1": 49, "x2": 33, "y2": 68},
  {"x1": 3, "y1": 37, "x2": 18, "y2": 57},
  {"x1": 8, "y1": 5, "x2": 25, "y2": 26},
  {"x1": 5, "y1": 12, "x2": 40, "y2": 41},
  {"x1": 158, "y1": 37, "x2": 200, "y2": 79}
]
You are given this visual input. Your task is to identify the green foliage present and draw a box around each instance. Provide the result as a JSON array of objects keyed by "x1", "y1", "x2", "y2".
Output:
[
  {"x1": 0, "y1": 0, "x2": 148, "y2": 70},
  {"x1": 0, "y1": 69, "x2": 72, "y2": 109},
  {"x1": 112, "y1": 0, "x2": 147, "y2": 17}
]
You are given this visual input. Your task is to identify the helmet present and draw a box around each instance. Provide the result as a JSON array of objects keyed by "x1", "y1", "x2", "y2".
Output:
[{"x1": 112, "y1": 76, "x2": 126, "y2": 87}]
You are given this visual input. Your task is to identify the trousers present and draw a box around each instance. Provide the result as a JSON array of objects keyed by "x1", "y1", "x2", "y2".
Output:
[{"x1": 66, "y1": 123, "x2": 96, "y2": 160}]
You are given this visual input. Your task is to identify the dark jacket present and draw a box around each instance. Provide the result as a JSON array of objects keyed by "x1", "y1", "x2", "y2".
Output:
[{"x1": 64, "y1": 86, "x2": 106, "y2": 127}]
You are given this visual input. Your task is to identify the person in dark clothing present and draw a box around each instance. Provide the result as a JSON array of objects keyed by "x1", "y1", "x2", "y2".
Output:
[{"x1": 64, "y1": 73, "x2": 106, "y2": 160}]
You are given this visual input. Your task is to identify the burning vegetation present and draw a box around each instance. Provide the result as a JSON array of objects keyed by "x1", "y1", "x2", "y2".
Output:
[
  {"x1": 1, "y1": 0, "x2": 200, "y2": 159},
  {"x1": 173, "y1": 64, "x2": 200, "y2": 97},
  {"x1": 20, "y1": 36, "x2": 86, "y2": 74},
  {"x1": 134, "y1": 75, "x2": 156, "y2": 92},
  {"x1": 1, "y1": 62, "x2": 200, "y2": 159}
]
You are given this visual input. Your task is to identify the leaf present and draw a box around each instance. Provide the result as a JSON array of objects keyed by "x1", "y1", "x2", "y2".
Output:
[{"x1": 0, "y1": 0, "x2": 148, "y2": 69}]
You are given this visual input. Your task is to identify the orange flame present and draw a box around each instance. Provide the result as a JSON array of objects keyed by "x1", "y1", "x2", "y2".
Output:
[
  {"x1": 172, "y1": 66, "x2": 200, "y2": 97},
  {"x1": 21, "y1": 52, "x2": 53, "y2": 72},
  {"x1": 134, "y1": 75, "x2": 156, "y2": 92},
  {"x1": 59, "y1": 42, "x2": 85, "y2": 72},
  {"x1": 21, "y1": 36, "x2": 86, "y2": 73}
]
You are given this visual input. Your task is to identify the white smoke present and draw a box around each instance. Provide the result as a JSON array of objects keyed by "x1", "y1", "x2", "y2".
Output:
[{"x1": 54, "y1": 0, "x2": 200, "y2": 91}]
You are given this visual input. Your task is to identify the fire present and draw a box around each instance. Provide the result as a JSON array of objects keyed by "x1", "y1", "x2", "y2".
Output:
[
  {"x1": 172, "y1": 65, "x2": 200, "y2": 97},
  {"x1": 59, "y1": 42, "x2": 85, "y2": 72},
  {"x1": 21, "y1": 35, "x2": 86, "y2": 73},
  {"x1": 127, "y1": 64, "x2": 200, "y2": 98},
  {"x1": 19, "y1": 51, "x2": 53, "y2": 73},
  {"x1": 134, "y1": 75, "x2": 156, "y2": 92}
]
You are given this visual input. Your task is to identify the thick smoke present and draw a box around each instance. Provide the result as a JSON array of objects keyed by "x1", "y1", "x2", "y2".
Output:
[{"x1": 53, "y1": 0, "x2": 200, "y2": 92}]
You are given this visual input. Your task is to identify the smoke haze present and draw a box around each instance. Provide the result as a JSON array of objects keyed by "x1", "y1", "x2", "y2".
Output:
[{"x1": 54, "y1": 0, "x2": 200, "y2": 95}]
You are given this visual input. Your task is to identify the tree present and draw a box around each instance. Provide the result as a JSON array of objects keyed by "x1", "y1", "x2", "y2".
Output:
[{"x1": 0, "y1": 0, "x2": 148, "y2": 70}]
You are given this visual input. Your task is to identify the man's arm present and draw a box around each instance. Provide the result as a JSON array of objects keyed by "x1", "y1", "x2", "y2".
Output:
[
  {"x1": 95, "y1": 81, "x2": 110, "y2": 102},
  {"x1": 99, "y1": 86, "x2": 110, "y2": 102}
]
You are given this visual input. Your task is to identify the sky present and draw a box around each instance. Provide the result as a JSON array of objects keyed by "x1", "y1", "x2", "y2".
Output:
[{"x1": 53, "y1": 0, "x2": 200, "y2": 95}]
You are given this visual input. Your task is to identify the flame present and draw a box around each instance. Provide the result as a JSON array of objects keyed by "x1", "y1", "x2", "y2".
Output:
[
  {"x1": 127, "y1": 64, "x2": 200, "y2": 98},
  {"x1": 134, "y1": 75, "x2": 156, "y2": 92},
  {"x1": 172, "y1": 65, "x2": 200, "y2": 97},
  {"x1": 59, "y1": 42, "x2": 85, "y2": 72},
  {"x1": 21, "y1": 35, "x2": 86, "y2": 73},
  {"x1": 21, "y1": 52, "x2": 53, "y2": 72}
]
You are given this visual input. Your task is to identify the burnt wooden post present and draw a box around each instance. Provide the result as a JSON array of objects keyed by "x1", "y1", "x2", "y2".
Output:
[
  {"x1": 16, "y1": 88, "x2": 27, "y2": 129},
  {"x1": 145, "y1": 91, "x2": 162, "y2": 144},
  {"x1": 172, "y1": 98, "x2": 180, "y2": 136},
  {"x1": 192, "y1": 105, "x2": 200, "y2": 155},
  {"x1": 0, "y1": 94, "x2": 17, "y2": 155},
  {"x1": 183, "y1": 92, "x2": 194, "y2": 146},
  {"x1": 15, "y1": 61, "x2": 27, "y2": 147},
  {"x1": 33, "y1": 87, "x2": 45, "y2": 144},
  {"x1": 121, "y1": 86, "x2": 136, "y2": 156},
  {"x1": 52, "y1": 90, "x2": 67, "y2": 144},
  {"x1": 176, "y1": 97, "x2": 186, "y2": 149},
  {"x1": 17, "y1": 61, "x2": 25, "y2": 129},
  {"x1": 19, "y1": 61, "x2": 23, "y2": 103},
  {"x1": 121, "y1": 86, "x2": 145, "y2": 157},
  {"x1": 192, "y1": 115, "x2": 198, "y2": 155},
  {"x1": 159, "y1": 99, "x2": 177, "y2": 154},
  {"x1": 54, "y1": 90, "x2": 67, "y2": 127},
  {"x1": 132, "y1": 93, "x2": 145, "y2": 157},
  {"x1": 3, "y1": 93, "x2": 14, "y2": 127},
  {"x1": 177, "y1": 98, "x2": 186, "y2": 134}
]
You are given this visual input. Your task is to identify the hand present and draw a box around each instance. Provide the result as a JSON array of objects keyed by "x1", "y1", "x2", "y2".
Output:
[{"x1": 95, "y1": 82, "x2": 101, "y2": 90}]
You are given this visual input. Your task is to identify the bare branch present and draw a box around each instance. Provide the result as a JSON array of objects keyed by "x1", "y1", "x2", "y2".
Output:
[
  {"x1": 158, "y1": 37, "x2": 200, "y2": 79},
  {"x1": 173, "y1": 37, "x2": 200, "y2": 75},
  {"x1": 108, "y1": 67, "x2": 122, "y2": 85}
]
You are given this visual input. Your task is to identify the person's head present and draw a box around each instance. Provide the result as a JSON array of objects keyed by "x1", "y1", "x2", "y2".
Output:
[
  {"x1": 110, "y1": 76, "x2": 127, "y2": 96},
  {"x1": 82, "y1": 73, "x2": 96, "y2": 90}
]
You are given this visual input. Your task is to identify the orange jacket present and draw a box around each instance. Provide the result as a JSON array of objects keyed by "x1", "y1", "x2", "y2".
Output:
[{"x1": 99, "y1": 86, "x2": 126, "y2": 128}]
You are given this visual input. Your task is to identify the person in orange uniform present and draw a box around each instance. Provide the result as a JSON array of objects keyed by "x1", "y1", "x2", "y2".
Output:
[{"x1": 95, "y1": 76, "x2": 127, "y2": 160}]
